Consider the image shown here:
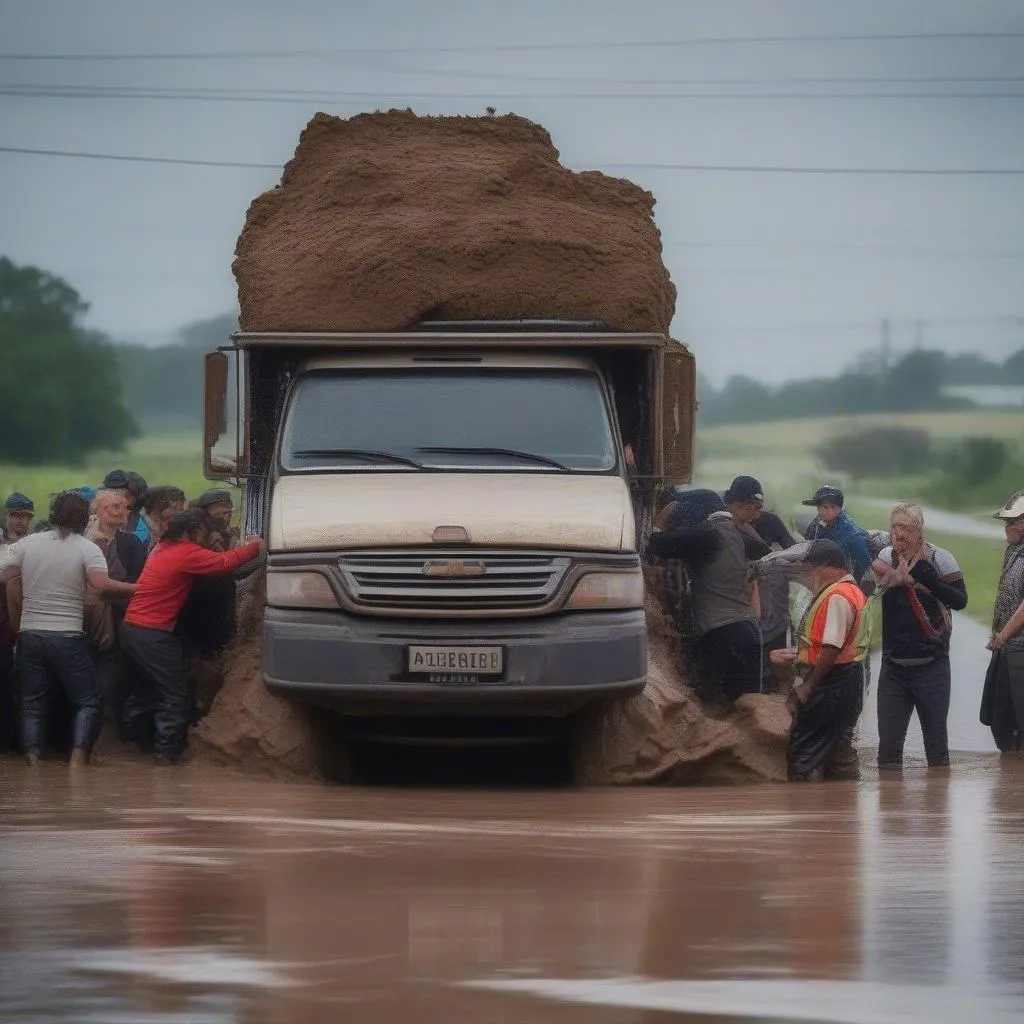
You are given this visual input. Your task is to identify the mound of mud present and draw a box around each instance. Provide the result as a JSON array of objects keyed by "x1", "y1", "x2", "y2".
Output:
[
  {"x1": 234, "y1": 110, "x2": 676, "y2": 334},
  {"x1": 193, "y1": 632, "x2": 324, "y2": 780},
  {"x1": 576, "y1": 593, "x2": 791, "y2": 785},
  {"x1": 196, "y1": 595, "x2": 790, "y2": 785}
]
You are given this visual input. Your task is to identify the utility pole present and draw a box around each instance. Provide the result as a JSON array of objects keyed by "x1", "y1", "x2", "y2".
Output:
[
  {"x1": 914, "y1": 319, "x2": 925, "y2": 350},
  {"x1": 880, "y1": 317, "x2": 891, "y2": 376}
]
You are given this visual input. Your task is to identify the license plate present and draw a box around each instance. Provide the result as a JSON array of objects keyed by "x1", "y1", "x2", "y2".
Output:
[{"x1": 407, "y1": 645, "x2": 504, "y2": 676}]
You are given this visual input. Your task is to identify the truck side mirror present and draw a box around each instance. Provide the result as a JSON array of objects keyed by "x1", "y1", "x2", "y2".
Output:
[
  {"x1": 660, "y1": 342, "x2": 696, "y2": 485},
  {"x1": 204, "y1": 351, "x2": 245, "y2": 480}
]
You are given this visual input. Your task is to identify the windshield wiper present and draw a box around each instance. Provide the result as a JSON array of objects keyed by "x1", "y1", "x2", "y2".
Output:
[
  {"x1": 416, "y1": 446, "x2": 570, "y2": 471},
  {"x1": 291, "y1": 448, "x2": 423, "y2": 469}
]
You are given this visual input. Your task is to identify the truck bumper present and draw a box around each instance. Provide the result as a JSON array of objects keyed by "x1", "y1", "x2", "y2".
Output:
[{"x1": 261, "y1": 607, "x2": 646, "y2": 716}]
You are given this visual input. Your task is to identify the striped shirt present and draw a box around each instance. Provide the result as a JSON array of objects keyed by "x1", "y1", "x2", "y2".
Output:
[{"x1": 994, "y1": 543, "x2": 1024, "y2": 653}]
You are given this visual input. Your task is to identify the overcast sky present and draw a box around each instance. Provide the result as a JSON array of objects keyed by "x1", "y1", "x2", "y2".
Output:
[{"x1": 2, "y1": 0, "x2": 1023, "y2": 383}]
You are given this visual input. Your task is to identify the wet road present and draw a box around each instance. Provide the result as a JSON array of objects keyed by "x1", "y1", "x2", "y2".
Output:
[{"x1": 2, "y1": 754, "x2": 1024, "y2": 1023}]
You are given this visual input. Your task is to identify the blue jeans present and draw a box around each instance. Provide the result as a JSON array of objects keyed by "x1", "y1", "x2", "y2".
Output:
[{"x1": 18, "y1": 631, "x2": 104, "y2": 753}]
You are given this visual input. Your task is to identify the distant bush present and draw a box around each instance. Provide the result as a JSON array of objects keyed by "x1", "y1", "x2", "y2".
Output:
[
  {"x1": 924, "y1": 435, "x2": 1022, "y2": 509},
  {"x1": 942, "y1": 436, "x2": 1011, "y2": 486},
  {"x1": 815, "y1": 426, "x2": 932, "y2": 480}
]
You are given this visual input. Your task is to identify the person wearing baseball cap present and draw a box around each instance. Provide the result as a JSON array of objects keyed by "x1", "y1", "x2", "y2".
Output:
[
  {"x1": 724, "y1": 476, "x2": 805, "y2": 693},
  {"x1": 2, "y1": 493, "x2": 35, "y2": 547},
  {"x1": 649, "y1": 487, "x2": 763, "y2": 709},
  {"x1": 723, "y1": 475, "x2": 765, "y2": 522},
  {"x1": 984, "y1": 490, "x2": 1024, "y2": 751},
  {"x1": 773, "y1": 539, "x2": 870, "y2": 781},
  {"x1": 800, "y1": 484, "x2": 872, "y2": 587}
]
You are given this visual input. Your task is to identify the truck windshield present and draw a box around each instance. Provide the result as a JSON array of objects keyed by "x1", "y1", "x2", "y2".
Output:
[{"x1": 281, "y1": 368, "x2": 617, "y2": 473}]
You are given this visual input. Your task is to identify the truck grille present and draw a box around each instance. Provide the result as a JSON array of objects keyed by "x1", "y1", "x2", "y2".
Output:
[{"x1": 338, "y1": 552, "x2": 571, "y2": 612}]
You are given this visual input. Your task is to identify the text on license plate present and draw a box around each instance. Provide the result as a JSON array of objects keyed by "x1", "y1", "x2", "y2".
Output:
[{"x1": 407, "y1": 645, "x2": 503, "y2": 675}]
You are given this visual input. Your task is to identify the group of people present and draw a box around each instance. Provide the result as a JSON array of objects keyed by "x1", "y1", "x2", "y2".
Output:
[
  {"x1": 649, "y1": 478, "x2": 1024, "y2": 782},
  {"x1": 3, "y1": 462, "x2": 1023, "y2": 782},
  {"x1": 0, "y1": 473, "x2": 262, "y2": 767}
]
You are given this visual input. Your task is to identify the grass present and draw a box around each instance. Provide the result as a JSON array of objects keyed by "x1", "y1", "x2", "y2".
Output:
[
  {"x1": 695, "y1": 408, "x2": 1024, "y2": 512},
  {"x1": 698, "y1": 409, "x2": 1024, "y2": 456},
  {"x1": 0, "y1": 432, "x2": 212, "y2": 510}
]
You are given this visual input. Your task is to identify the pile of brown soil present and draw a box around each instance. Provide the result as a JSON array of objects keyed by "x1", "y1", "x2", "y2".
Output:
[
  {"x1": 576, "y1": 592, "x2": 790, "y2": 785},
  {"x1": 193, "y1": 632, "x2": 324, "y2": 780},
  {"x1": 195, "y1": 595, "x2": 790, "y2": 785},
  {"x1": 234, "y1": 110, "x2": 676, "y2": 334}
]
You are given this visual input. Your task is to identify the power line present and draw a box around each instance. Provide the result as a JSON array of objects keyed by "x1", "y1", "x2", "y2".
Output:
[
  {"x1": 3, "y1": 144, "x2": 1023, "y2": 175},
  {"x1": 2, "y1": 84, "x2": 1023, "y2": 102},
  {"x1": 695, "y1": 315, "x2": 1023, "y2": 335},
  {"x1": 1, "y1": 31, "x2": 1023, "y2": 59},
  {"x1": 0, "y1": 145, "x2": 279, "y2": 169},
  {"x1": 335, "y1": 64, "x2": 1024, "y2": 87},
  {"x1": 7, "y1": 75, "x2": 1024, "y2": 91},
  {"x1": 605, "y1": 161, "x2": 1024, "y2": 175},
  {"x1": 667, "y1": 241, "x2": 1024, "y2": 258}
]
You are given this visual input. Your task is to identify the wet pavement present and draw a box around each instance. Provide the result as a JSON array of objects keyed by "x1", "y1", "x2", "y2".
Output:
[{"x1": 2, "y1": 749, "x2": 1024, "y2": 1023}]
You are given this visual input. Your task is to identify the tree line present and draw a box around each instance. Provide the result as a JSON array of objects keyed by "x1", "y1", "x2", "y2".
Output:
[
  {"x1": 3, "y1": 255, "x2": 1021, "y2": 462},
  {"x1": 699, "y1": 347, "x2": 1024, "y2": 426}
]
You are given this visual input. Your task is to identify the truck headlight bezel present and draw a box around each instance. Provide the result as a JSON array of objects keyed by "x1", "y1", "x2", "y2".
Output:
[
  {"x1": 564, "y1": 570, "x2": 644, "y2": 611},
  {"x1": 265, "y1": 570, "x2": 340, "y2": 609}
]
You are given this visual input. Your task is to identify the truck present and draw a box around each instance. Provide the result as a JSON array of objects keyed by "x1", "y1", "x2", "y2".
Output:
[{"x1": 202, "y1": 320, "x2": 695, "y2": 741}]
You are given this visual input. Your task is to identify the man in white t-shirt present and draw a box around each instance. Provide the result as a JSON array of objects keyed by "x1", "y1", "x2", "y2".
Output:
[{"x1": 0, "y1": 491, "x2": 136, "y2": 767}]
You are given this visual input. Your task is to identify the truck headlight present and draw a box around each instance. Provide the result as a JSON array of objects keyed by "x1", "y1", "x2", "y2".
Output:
[
  {"x1": 266, "y1": 571, "x2": 339, "y2": 609},
  {"x1": 565, "y1": 571, "x2": 644, "y2": 610}
]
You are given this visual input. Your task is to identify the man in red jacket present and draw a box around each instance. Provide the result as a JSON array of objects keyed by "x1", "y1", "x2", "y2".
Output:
[{"x1": 121, "y1": 508, "x2": 262, "y2": 763}]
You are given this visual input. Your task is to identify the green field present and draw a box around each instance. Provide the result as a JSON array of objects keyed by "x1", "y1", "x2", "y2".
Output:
[
  {"x1": 0, "y1": 432, "x2": 211, "y2": 510},
  {"x1": 696, "y1": 409, "x2": 1024, "y2": 499}
]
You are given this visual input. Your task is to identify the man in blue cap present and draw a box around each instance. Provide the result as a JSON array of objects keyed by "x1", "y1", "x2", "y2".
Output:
[
  {"x1": 2, "y1": 493, "x2": 35, "y2": 549},
  {"x1": 801, "y1": 485, "x2": 872, "y2": 589}
]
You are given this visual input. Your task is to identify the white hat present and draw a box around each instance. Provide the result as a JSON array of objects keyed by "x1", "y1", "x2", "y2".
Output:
[{"x1": 993, "y1": 489, "x2": 1024, "y2": 520}]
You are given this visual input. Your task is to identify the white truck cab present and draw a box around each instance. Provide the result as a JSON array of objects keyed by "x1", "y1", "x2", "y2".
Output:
[{"x1": 203, "y1": 321, "x2": 694, "y2": 725}]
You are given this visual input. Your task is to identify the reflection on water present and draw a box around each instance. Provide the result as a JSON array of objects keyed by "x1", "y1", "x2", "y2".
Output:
[{"x1": 1, "y1": 756, "x2": 1023, "y2": 1022}]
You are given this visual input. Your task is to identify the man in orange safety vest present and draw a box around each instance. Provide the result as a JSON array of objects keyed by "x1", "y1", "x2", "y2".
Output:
[{"x1": 774, "y1": 539, "x2": 869, "y2": 781}]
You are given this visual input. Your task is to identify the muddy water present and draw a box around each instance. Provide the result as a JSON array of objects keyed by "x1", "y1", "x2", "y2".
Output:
[{"x1": 2, "y1": 755, "x2": 1024, "y2": 1023}]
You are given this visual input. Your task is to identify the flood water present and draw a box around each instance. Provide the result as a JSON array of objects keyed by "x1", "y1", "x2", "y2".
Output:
[{"x1": 2, "y1": 748, "x2": 1024, "y2": 1023}]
